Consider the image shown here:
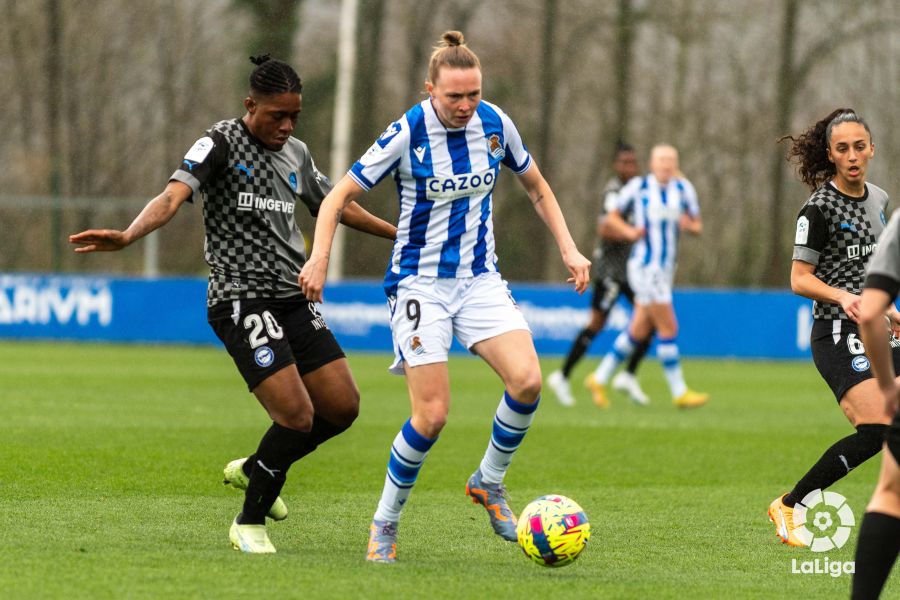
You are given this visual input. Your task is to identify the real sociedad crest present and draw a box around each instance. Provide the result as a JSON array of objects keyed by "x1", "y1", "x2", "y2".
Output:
[{"x1": 486, "y1": 134, "x2": 504, "y2": 159}]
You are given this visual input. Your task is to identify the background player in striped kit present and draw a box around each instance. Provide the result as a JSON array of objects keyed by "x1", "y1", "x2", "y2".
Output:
[
  {"x1": 299, "y1": 31, "x2": 591, "y2": 562},
  {"x1": 547, "y1": 143, "x2": 653, "y2": 407},
  {"x1": 70, "y1": 56, "x2": 396, "y2": 553},
  {"x1": 584, "y1": 144, "x2": 708, "y2": 409},
  {"x1": 855, "y1": 209, "x2": 900, "y2": 600},
  {"x1": 767, "y1": 109, "x2": 900, "y2": 549}
]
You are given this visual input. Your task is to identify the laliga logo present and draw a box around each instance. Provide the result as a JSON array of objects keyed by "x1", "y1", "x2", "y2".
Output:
[{"x1": 793, "y1": 489, "x2": 855, "y2": 552}]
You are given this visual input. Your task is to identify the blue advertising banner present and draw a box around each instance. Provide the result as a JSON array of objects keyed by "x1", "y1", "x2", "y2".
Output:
[{"x1": 0, "y1": 274, "x2": 815, "y2": 359}]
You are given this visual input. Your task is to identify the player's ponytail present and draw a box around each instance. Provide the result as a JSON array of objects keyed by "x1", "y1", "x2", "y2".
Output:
[
  {"x1": 427, "y1": 30, "x2": 481, "y2": 85},
  {"x1": 779, "y1": 108, "x2": 871, "y2": 191}
]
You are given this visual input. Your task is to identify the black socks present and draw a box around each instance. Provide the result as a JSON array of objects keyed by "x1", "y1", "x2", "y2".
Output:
[
  {"x1": 239, "y1": 422, "x2": 311, "y2": 525},
  {"x1": 852, "y1": 511, "x2": 900, "y2": 599},
  {"x1": 784, "y1": 424, "x2": 887, "y2": 507},
  {"x1": 626, "y1": 336, "x2": 651, "y2": 374},
  {"x1": 238, "y1": 417, "x2": 352, "y2": 524},
  {"x1": 561, "y1": 328, "x2": 598, "y2": 378},
  {"x1": 561, "y1": 327, "x2": 652, "y2": 378}
]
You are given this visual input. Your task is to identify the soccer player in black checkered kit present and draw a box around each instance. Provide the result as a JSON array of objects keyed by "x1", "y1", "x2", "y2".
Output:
[
  {"x1": 70, "y1": 56, "x2": 397, "y2": 553},
  {"x1": 766, "y1": 109, "x2": 900, "y2": 551}
]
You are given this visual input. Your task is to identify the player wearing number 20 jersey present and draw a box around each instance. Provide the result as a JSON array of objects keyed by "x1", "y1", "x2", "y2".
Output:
[{"x1": 70, "y1": 56, "x2": 396, "y2": 554}]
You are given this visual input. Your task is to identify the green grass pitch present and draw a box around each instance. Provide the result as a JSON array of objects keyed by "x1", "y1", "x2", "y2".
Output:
[{"x1": 1, "y1": 341, "x2": 896, "y2": 599}]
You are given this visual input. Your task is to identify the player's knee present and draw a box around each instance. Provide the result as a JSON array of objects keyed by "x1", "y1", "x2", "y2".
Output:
[
  {"x1": 507, "y1": 370, "x2": 542, "y2": 404},
  {"x1": 333, "y1": 391, "x2": 360, "y2": 427},
  {"x1": 413, "y1": 409, "x2": 447, "y2": 438},
  {"x1": 274, "y1": 408, "x2": 314, "y2": 432}
]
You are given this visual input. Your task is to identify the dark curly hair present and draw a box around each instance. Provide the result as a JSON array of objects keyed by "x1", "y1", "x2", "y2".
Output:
[
  {"x1": 248, "y1": 54, "x2": 302, "y2": 96},
  {"x1": 778, "y1": 108, "x2": 872, "y2": 191}
]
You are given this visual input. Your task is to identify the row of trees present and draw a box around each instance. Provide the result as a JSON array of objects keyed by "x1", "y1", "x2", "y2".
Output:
[{"x1": 1, "y1": 0, "x2": 898, "y2": 287}]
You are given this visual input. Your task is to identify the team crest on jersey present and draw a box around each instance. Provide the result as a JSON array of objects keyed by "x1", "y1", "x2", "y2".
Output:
[
  {"x1": 289, "y1": 172, "x2": 298, "y2": 192},
  {"x1": 410, "y1": 336, "x2": 425, "y2": 356},
  {"x1": 486, "y1": 134, "x2": 504, "y2": 160}
]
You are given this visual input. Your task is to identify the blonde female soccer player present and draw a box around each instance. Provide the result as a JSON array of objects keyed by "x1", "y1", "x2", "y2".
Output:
[{"x1": 299, "y1": 31, "x2": 590, "y2": 562}]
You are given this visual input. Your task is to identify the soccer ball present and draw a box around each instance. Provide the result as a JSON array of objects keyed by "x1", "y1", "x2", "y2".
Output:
[{"x1": 516, "y1": 495, "x2": 590, "y2": 567}]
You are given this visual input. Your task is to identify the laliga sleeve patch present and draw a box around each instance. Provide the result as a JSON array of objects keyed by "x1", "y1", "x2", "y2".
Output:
[
  {"x1": 184, "y1": 136, "x2": 215, "y2": 163},
  {"x1": 795, "y1": 216, "x2": 809, "y2": 245}
]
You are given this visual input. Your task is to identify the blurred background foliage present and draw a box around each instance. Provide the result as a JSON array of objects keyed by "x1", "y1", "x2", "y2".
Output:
[{"x1": 2, "y1": 0, "x2": 898, "y2": 287}]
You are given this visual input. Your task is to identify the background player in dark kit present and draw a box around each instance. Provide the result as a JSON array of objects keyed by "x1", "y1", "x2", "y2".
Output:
[
  {"x1": 767, "y1": 109, "x2": 900, "y2": 548},
  {"x1": 70, "y1": 56, "x2": 396, "y2": 553},
  {"x1": 547, "y1": 143, "x2": 652, "y2": 407}
]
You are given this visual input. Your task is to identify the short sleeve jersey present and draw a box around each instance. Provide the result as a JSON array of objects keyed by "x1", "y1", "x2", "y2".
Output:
[
  {"x1": 593, "y1": 176, "x2": 635, "y2": 282},
  {"x1": 614, "y1": 174, "x2": 700, "y2": 273},
  {"x1": 170, "y1": 118, "x2": 332, "y2": 306},
  {"x1": 793, "y1": 182, "x2": 889, "y2": 320},
  {"x1": 864, "y1": 209, "x2": 900, "y2": 300},
  {"x1": 347, "y1": 99, "x2": 531, "y2": 290}
]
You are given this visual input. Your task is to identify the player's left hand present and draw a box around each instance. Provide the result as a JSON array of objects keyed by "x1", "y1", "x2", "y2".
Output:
[
  {"x1": 563, "y1": 250, "x2": 591, "y2": 294},
  {"x1": 299, "y1": 254, "x2": 329, "y2": 303}
]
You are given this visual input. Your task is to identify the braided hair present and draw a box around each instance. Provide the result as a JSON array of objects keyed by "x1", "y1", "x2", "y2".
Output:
[
  {"x1": 779, "y1": 108, "x2": 872, "y2": 191},
  {"x1": 248, "y1": 54, "x2": 302, "y2": 96}
]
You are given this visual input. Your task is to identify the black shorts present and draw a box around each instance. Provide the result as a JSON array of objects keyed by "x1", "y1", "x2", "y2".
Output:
[
  {"x1": 591, "y1": 276, "x2": 635, "y2": 313},
  {"x1": 888, "y1": 409, "x2": 900, "y2": 464},
  {"x1": 208, "y1": 296, "x2": 345, "y2": 392},
  {"x1": 810, "y1": 319, "x2": 900, "y2": 402}
]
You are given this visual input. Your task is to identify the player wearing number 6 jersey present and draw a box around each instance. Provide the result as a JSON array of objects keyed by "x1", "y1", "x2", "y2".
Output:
[
  {"x1": 299, "y1": 31, "x2": 591, "y2": 562},
  {"x1": 767, "y1": 109, "x2": 900, "y2": 550},
  {"x1": 70, "y1": 55, "x2": 396, "y2": 553}
]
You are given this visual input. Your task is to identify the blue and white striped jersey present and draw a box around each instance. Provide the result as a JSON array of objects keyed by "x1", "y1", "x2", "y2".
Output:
[
  {"x1": 348, "y1": 99, "x2": 532, "y2": 289},
  {"x1": 614, "y1": 174, "x2": 700, "y2": 272}
]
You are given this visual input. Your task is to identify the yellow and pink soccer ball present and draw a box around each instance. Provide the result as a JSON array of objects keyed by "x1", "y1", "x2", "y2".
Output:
[{"x1": 516, "y1": 494, "x2": 590, "y2": 567}]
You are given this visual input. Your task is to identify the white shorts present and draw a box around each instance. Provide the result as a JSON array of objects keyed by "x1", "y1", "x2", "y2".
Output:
[
  {"x1": 627, "y1": 262, "x2": 674, "y2": 305},
  {"x1": 387, "y1": 271, "x2": 531, "y2": 375}
]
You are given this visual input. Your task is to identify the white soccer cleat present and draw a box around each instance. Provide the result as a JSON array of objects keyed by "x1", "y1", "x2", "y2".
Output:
[
  {"x1": 611, "y1": 372, "x2": 650, "y2": 406},
  {"x1": 229, "y1": 518, "x2": 277, "y2": 553},
  {"x1": 547, "y1": 370, "x2": 576, "y2": 407}
]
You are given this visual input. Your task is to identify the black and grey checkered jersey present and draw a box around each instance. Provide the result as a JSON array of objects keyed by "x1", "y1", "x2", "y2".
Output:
[
  {"x1": 793, "y1": 181, "x2": 889, "y2": 320},
  {"x1": 592, "y1": 176, "x2": 635, "y2": 282},
  {"x1": 170, "y1": 118, "x2": 332, "y2": 306}
]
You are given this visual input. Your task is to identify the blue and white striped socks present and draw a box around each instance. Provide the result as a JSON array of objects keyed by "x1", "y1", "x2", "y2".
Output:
[
  {"x1": 657, "y1": 336, "x2": 687, "y2": 398},
  {"x1": 478, "y1": 392, "x2": 539, "y2": 485},
  {"x1": 594, "y1": 331, "x2": 638, "y2": 383},
  {"x1": 374, "y1": 419, "x2": 436, "y2": 523}
]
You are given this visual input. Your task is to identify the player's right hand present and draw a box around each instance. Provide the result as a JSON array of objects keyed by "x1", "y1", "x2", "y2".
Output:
[
  {"x1": 299, "y1": 254, "x2": 328, "y2": 303},
  {"x1": 69, "y1": 229, "x2": 129, "y2": 253},
  {"x1": 838, "y1": 290, "x2": 862, "y2": 323}
]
